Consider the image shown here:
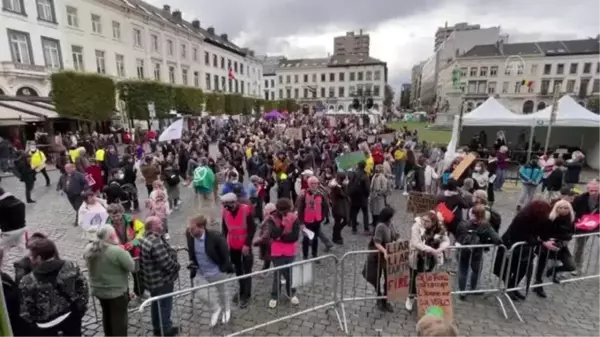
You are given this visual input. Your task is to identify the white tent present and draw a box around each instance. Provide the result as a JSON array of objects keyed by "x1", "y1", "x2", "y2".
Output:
[
  {"x1": 528, "y1": 95, "x2": 600, "y2": 127},
  {"x1": 462, "y1": 96, "x2": 530, "y2": 126}
]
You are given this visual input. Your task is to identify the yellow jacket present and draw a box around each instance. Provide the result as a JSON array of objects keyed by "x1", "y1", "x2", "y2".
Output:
[
  {"x1": 365, "y1": 156, "x2": 374, "y2": 175},
  {"x1": 95, "y1": 148, "x2": 105, "y2": 161},
  {"x1": 394, "y1": 149, "x2": 406, "y2": 161},
  {"x1": 30, "y1": 151, "x2": 46, "y2": 169},
  {"x1": 69, "y1": 149, "x2": 80, "y2": 163}
]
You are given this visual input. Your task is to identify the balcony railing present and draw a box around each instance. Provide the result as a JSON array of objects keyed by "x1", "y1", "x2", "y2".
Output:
[{"x1": 0, "y1": 61, "x2": 51, "y2": 76}]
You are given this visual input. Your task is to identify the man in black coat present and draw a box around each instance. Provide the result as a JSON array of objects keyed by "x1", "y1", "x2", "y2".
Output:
[
  {"x1": 13, "y1": 151, "x2": 36, "y2": 203},
  {"x1": 349, "y1": 161, "x2": 370, "y2": 235},
  {"x1": 0, "y1": 187, "x2": 26, "y2": 251}
]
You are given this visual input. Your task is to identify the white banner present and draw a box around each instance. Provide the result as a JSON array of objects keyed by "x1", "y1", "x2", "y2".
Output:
[{"x1": 158, "y1": 118, "x2": 184, "y2": 142}]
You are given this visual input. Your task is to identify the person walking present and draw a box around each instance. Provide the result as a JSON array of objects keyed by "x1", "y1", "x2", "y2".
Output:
[
  {"x1": 29, "y1": 145, "x2": 50, "y2": 186},
  {"x1": 84, "y1": 224, "x2": 135, "y2": 336},
  {"x1": 61, "y1": 163, "x2": 89, "y2": 225},
  {"x1": 13, "y1": 150, "x2": 36, "y2": 203},
  {"x1": 139, "y1": 216, "x2": 180, "y2": 336},
  {"x1": 296, "y1": 176, "x2": 329, "y2": 260},
  {"x1": 186, "y1": 215, "x2": 234, "y2": 326}
]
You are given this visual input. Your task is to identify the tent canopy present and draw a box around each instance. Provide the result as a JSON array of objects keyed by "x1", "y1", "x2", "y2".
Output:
[
  {"x1": 528, "y1": 95, "x2": 600, "y2": 127},
  {"x1": 462, "y1": 96, "x2": 529, "y2": 126}
]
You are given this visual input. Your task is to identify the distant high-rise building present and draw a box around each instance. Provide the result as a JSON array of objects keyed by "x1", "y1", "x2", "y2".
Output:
[
  {"x1": 434, "y1": 22, "x2": 481, "y2": 50},
  {"x1": 334, "y1": 30, "x2": 370, "y2": 56}
]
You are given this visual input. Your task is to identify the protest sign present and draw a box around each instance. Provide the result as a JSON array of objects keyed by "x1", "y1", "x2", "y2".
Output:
[
  {"x1": 451, "y1": 153, "x2": 476, "y2": 180},
  {"x1": 335, "y1": 151, "x2": 366, "y2": 171},
  {"x1": 416, "y1": 272, "x2": 453, "y2": 322},
  {"x1": 275, "y1": 123, "x2": 286, "y2": 134},
  {"x1": 406, "y1": 192, "x2": 437, "y2": 214},
  {"x1": 285, "y1": 127, "x2": 303, "y2": 141},
  {"x1": 386, "y1": 240, "x2": 410, "y2": 301},
  {"x1": 81, "y1": 209, "x2": 109, "y2": 232}
]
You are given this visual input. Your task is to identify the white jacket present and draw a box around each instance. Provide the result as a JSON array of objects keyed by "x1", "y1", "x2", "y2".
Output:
[{"x1": 424, "y1": 165, "x2": 439, "y2": 187}]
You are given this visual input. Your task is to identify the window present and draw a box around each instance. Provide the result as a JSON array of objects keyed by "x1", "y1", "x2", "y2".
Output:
[
  {"x1": 205, "y1": 73, "x2": 210, "y2": 90},
  {"x1": 204, "y1": 52, "x2": 209, "y2": 65},
  {"x1": 294, "y1": 88, "x2": 299, "y2": 98},
  {"x1": 264, "y1": 80, "x2": 268, "y2": 88},
  {"x1": 41, "y1": 37, "x2": 61, "y2": 69},
  {"x1": 477, "y1": 81, "x2": 487, "y2": 93},
  {"x1": 592, "y1": 79, "x2": 600, "y2": 93},
  {"x1": 168, "y1": 66, "x2": 175, "y2": 84},
  {"x1": 228, "y1": 79, "x2": 232, "y2": 92},
  {"x1": 328, "y1": 87, "x2": 334, "y2": 98},
  {"x1": 213, "y1": 54, "x2": 217, "y2": 67},
  {"x1": 320, "y1": 87, "x2": 325, "y2": 98},
  {"x1": 303, "y1": 74, "x2": 308, "y2": 83},
  {"x1": 357, "y1": 72, "x2": 364, "y2": 81},
  {"x1": 180, "y1": 44, "x2": 186, "y2": 59},
  {"x1": 221, "y1": 76, "x2": 225, "y2": 90},
  {"x1": 583, "y1": 62, "x2": 592, "y2": 74},
  {"x1": 214, "y1": 75, "x2": 219, "y2": 91},
  {"x1": 220, "y1": 57, "x2": 224, "y2": 69},
  {"x1": 366, "y1": 71, "x2": 372, "y2": 81},
  {"x1": 153, "y1": 63, "x2": 161, "y2": 81},
  {"x1": 530, "y1": 64, "x2": 538, "y2": 75},
  {"x1": 349, "y1": 72, "x2": 355, "y2": 81},
  {"x1": 321, "y1": 74, "x2": 326, "y2": 82},
  {"x1": 374, "y1": 70, "x2": 381, "y2": 81},
  {"x1": 373, "y1": 85, "x2": 380, "y2": 97},
  {"x1": 227, "y1": 59, "x2": 231, "y2": 70},
  {"x1": 459, "y1": 83, "x2": 465, "y2": 92},
  {"x1": 502, "y1": 81, "x2": 509, "y2": 94},
  {"x1": 95, "y1": 50, "x2": 105, "y2": 74},
  {"x1": 240, "y1": 64, "x2": 244, "y2": 75},
  {"x1": 541, "y1": 80, "x2": 550, "y2": 95},
  {"x1": 286, "y1": 75, "x2": 290, "y2": 84},
  {"x1": 517, "y1": 63, "x2": 524, "y2": 75},
  {"x1": 278, "y1": 75, "x2": 283, "y2": 84},
  {"x1": 181, "y1": 68, "x2": 188, "y2": 85},
  {"x1": 579, "y1": 79, "x2": 590, "y2": 97},
  {"x1": 151, "y1": 34, "x2": 159, "y2": 52},
  {"x1": 234, "y1": 61, "x2": 238, "y2": 73},
  {"x1": 569, "y1": 63, "x2": 578, "y2": 74},
  {"x1": 504, "y1": 65, "x2": 512, "y2": 75},
  {"x1": 3, "y1": 0, "x2": 25, "y2": 14},
  {"x1": 490, "y1": 66, "x2": 498, "y2": 76},
  {"x1": 271, "y1": 79, "x2": 274, "y2": 87},
  {"x1": 278, "y1": 89, "x2": 283, "y2": 99},
  {"x1": 596, "y1": 62, "x2": 600, "y2": 74},
  {"x1": 234, "y1": 80, "x2": 238, "y2": 93},
  {"x1": 460, "y1": 68, "x2": 467, "y2": 77},
  {"x1": 543, "y1": 64, "x2": 552, "y2": 75},
  {"x1": 115, "y1": 54, "x2": 125, "y2": 77},
  {"x1": 514, "y1": 81, "x2": 521, "y2": 93},
  {"x1": 285, "y1": 88, "x2": 290, "y2": 98},
  {"x1": 553, "y1": 79, "x2": 563, "y2": 93},
  {"x1": 241, "y1": 80, "x2": 244, "y2": 94},
  {"x1": 479, "y1": 67, "x2": 488, "y2": 77},
  {"x1": 470, "y1": 67, "x2": 477, "y2": 76},
  {"x1": 167, "y1": 40, "x2": 173, "y2": 56},
  {"x1": 91, "y1": 14, "x2": 102, "y2": 34},
  {"x1": 556, "y1": 63, "x2": 564, "y2": 75},
  {"x1": 566, "y1": 79, "x2": 576, "y2": 93},
  {"x1": 339, "y1": 72, "x2": 345, "y2": 81},
  {"x1": 312, "y1": 74, "x2": 316, "y2": 82},
  {"x1": 192, "y1": 48, "x2": 197, "y2": 62},
  {"x1": 271, "y1": 92, "x2": 275, "y2": 100},
  {"x1": 467, "y1": 81, "x2": 476, "y2": 93},
  {"x1": 66, "y1": 6, "x2": 78, "y2": 27},
  {"x1": 136, "y1": 59, "x2": 144, "y2": 79},
  {"x1": 111, "y1": 21, "x2": 120, "y2": 40},
  {"x1": 329, "y1": 73, "x2": 335, "y2": 82},
  {"x1": 71, "y1": 45, "x2": 84, "y2": 71},
  {"x1": 133, "y1": 28, "x2": 142, "y2": 47},
  {"x1": 36, "y1": 0, "x2": 55, "y2": 22},
  {"x1": 294, "y1": 74, "x2": 298, "y2": 83},
  {"x1": 338, "y1": 86, "x2": 345, "y2": 97}
]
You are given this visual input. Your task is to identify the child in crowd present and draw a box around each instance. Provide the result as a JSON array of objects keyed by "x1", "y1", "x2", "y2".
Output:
[{"x1": 148, "y1": 189, "x2": 171, "y2": 239}]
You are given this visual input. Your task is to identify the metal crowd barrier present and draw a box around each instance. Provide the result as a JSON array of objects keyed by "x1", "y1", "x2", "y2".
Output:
[
  {"x1": 137, "y1": 254, "x2": 343, "y2": 337},
  {"x1": 80, "y1": 247, "x2": 190, "y2": 329}
]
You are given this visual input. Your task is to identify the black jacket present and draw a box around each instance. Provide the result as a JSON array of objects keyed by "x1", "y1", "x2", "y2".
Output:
[
  {"x1": 545, "y1": 169, "x2": 563, "y2": 192},
  {"x1": 455, "y1": 220, "x2": 502, "y2": 246},
  {"x1": 540, "y1": 215, "x2": 574, "y2": 246},
  {"x1": 0, "y1": 192, "x2": 25, "y2": 232},
  {"x1": 186, "y1": 230, "x2": 234, "y2": 273},
  {"x1": 2, "y1": 272, "x2": 31, "y2": 336}
]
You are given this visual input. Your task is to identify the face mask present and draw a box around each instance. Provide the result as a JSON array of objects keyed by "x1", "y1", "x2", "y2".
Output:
[
  {"x1": 474, "y1": 166, "x2": 481, "y2": 172},
  {"x1": 224, "y1": 204, "x2": 235, "y2": 211}
]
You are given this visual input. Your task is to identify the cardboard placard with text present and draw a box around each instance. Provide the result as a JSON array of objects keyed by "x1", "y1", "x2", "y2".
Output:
[
  {"x1": 386, "y1": 240, "x2": 410, "y2": 301},
  {"x1": 406, "y1": 192, "x2": 438, "y2": 214},
  {"x1": 416, "y1": 272, "x2": 453, "y2": 322},
  {"x1": 451, "y1": 153, "x2": 476, "y2": 180},
  {"x1": 285, "y1": 127, "x2": 303, "y2": 141}
]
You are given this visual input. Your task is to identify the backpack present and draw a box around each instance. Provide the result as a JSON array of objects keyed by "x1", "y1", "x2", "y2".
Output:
[{"x1": 192, "y1": 166, "x2": 215, "y2": 193}]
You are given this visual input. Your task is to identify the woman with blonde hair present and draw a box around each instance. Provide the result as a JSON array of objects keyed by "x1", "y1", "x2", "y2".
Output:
[
  {"x1": 532, "y1": 199, "x2": 576, "y2": 298},
  {"x1": 84, "y1": 224, "x2": 135, "y2": 336}
]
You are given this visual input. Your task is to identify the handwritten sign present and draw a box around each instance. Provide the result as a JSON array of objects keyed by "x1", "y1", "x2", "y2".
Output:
[
  {"x1": 386, "y1": 240, "x2": 410, "y2": 301},
  {"x1": 406, "y1": 192, "x2": 437, "y2": 214},
  {"x1": 451, "y1": 153, "x2": 476, "y2": 180},
  {"x1": 274, "y1": 123, "x2": 286, "y2": 134},
  {"x1": 285, "y1": 127, "x2": 303, "y2": 141},
  {"x1": 416, "y1": 272, "x2": 453, "y2": 322}
]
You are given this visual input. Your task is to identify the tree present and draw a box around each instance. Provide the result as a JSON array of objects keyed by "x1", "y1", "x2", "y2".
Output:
[
  {"x1": 51, "y1": 71, "x2": 116, "y2": 121},
  {"x1": 384, "y1": 84, "x2": 395, "y2": 112},
  {"x1": 587, "y1": 95, "x2": 599, "y2": 114},
  {"x1": 241, "y1": 98, "x2": 255, "y2": 115},
  {"x1": 173, "y1": 87, "x2": 204, "y2": 115},
  {"x1": 117, "y1": 81, "x2": 173, "y2": 120},
  {"x1": 204, "y1": 92, "x2": 225, "y2": 115}
]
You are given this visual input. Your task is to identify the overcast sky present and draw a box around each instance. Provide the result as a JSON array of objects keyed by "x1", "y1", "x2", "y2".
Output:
[{"x1": 149, "y1": 0, "x2": 599, "y2": 91}]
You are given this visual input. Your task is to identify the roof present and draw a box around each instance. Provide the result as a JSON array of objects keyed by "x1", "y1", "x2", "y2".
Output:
[
  {"x1": 461, "y1": 38, "x2": 600, "y2": 58},
  {"x1": 130, "y1": 0, "x2": 246, "y2": 57},
  {"x1": 276, "y1": 55, "x2": 386, "y2": 70}
]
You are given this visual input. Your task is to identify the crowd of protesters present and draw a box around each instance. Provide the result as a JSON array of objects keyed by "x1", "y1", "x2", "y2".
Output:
[{"x1": 0, "y1": 111, "x2": 597, "y2": 336}]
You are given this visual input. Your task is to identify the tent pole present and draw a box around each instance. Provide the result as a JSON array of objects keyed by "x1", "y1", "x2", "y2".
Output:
[
  {"x1": 527, "y1": 124, "x2": 535, "y2": 162},
  {"x1": 543, "y1": 84, "x2": 560, "y2": 153}
]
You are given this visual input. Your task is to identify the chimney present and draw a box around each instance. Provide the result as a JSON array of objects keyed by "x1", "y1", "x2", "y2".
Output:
[
  {"x1": 207, "y1": 27, "x2": 215, "y2": 35},
  {"x1": 220, "y1": 33, "x2": 228, "y2": 41},
  {"x1": 162, "y1": 4, "x2": 170, "y2": 13},
  {"x1": 172, "y1": 10, "x2": 182, "y2": 21},
  {"x1": 191, "y1": 19, "x2": 200, "y2": 29}
]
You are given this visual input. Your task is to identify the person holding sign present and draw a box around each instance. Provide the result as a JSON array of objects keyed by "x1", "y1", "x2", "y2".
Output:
[{"x1": 362, "y1": 206, "x2": 398, "y2": 312}]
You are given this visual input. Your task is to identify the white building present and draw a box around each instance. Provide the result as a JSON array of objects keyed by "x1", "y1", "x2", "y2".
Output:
[
  {"x1": 437, "y1": 38, "x2": 600, "y2": 114},
  {"x1": 0, "y1": 0, "x2": 262, "y2": 100},
  {"x1": 418, "y1": 26, "x2": 504, "y2": 109},
  {"x1": 271, "y1": 55, "x2": 387, "y2": 113},
  {"x1": 260, "y1": 55, "x2": 284, "y2": 101}
]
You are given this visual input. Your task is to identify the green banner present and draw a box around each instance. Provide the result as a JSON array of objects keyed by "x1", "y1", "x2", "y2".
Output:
[{"x1": 336, "y1": 151, "x2": 366, "y2": 171}]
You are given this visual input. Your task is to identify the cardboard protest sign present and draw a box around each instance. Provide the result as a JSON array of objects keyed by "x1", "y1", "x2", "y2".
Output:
[
  {"x1": 285, "y1": 127, "x2": 303, "y2": 141},
  {"x1": 335, "y1": 151, "x2": 366, "y2": 171},
  {"x1": 328, "y1": 116, "x2": 337, "y2": 127},
  {"x1": 416, "y1": 272, "x2": 453, "y2": 322},
  {"x1": 274, "y1": 123, "x2": 286, "y2": 134},
  {"x1": 451, "y1": 153, "x2": 476, "y2": 180},
  {"x1": 386, "y1": 240, "x2": 410, "y2": 301},
  {"x1": 81, "y1": 209, "x2": 109, "y2": 232},
  {"x1": 406, "y1": 192, "x2": 438, "y2": 214}
]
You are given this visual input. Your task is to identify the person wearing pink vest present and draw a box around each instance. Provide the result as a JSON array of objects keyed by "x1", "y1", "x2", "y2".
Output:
[
  {"x1": 297, "y1": 176, "x2": 330, "y2": 260},
  {"x1": 220, "y1": 193, "x2": 256, "y2": 308},
  {"x1": 265, "y1": 198, "x2": 301, "y2": 308}
]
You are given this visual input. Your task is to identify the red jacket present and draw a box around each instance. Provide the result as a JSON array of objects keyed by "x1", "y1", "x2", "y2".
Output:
[{"x1": 84, "y1": 165, "x2": 104, "y2": 192}]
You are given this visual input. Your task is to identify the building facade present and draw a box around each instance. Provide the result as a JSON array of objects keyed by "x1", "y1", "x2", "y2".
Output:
[
  {"x1": 409, "y1": 63, "x2": 424, "y2": 108},
  {"x1": 260, "y1": 55, "x2": 284, "y2": 101},
  {"x1": 434, "y1": 22, "x2": 481, "y2": 51},
  {"x1": 333, "y1": 30, "x2": 370, "y2": 57},
  {"x1": 271, "y1": 55, "x2": 387, "y2": 112},
  {"x1": 0, "y1": 0, "x2": 262, "y2": 101}
]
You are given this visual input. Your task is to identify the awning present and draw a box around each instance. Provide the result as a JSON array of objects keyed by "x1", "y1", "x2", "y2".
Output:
[
  {"x1": 0, "y1": 100, "x2": 59, "y2": 119},
  {"x1": 0, "y1": 104, "x2": 43, "y2": 124}
]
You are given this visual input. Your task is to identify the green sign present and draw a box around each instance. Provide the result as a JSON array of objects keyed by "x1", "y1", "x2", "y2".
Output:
[{"x1": 336, "y1": 151, "x2": 367, "y2": 171}]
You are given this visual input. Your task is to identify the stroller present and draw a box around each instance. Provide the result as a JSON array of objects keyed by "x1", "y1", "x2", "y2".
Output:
[{"x1": 104, "y1": 180, "x2": 139, "y2": 211}]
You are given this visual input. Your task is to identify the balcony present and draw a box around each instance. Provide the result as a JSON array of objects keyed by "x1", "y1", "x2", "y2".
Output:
[{"x1": 0, "y1": 61, "x2": 52, "y2": 80}]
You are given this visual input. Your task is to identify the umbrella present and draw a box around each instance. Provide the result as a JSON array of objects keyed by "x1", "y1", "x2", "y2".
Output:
[{"x1": 264, "y1": 110, "x2": 284, "y2": 119}]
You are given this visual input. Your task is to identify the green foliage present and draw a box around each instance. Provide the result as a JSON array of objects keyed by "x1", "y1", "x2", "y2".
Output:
[
  {"x1": 224, "y1": 94, "x2": 245, "y2": 115},
  {"x1": 242, "y1": 98, "x2": 256, "y2": 115},
  {"x1": 204, "y1": 92, "x2": 225, "y2": 115},
  {"x1": 117, "y1": 81, "x2": 173, "y2": 120},
  {"x1": 587, "y1": 95, "x2": 599, "y2": 114},
  {"x1": 51, "y1": 71, "x2": 116, "y2": 121},
  {"x1": 173, "y1": 87, "x2": 204, "y2": 115}
]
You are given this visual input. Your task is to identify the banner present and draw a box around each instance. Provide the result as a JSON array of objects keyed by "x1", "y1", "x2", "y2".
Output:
[
  {"x1": 81, "y1": 209, "x2": 109, "y2": 232},
  {"x1": 416, "y1": 272, "x2": 453, "y2": 322},
  {"x1": 335, "y1": 151, "x2": 366, "y2": 171},
  {"x1": 451, "y1": 153, "x2": 476, "y2": 180},
  {"x1": 285, "y1": 127, "x2": 303, "y2": 141},
  {"x1": 386, "y1": 240, "x2": 410, "y2": 301},
  {"x1": 406, "y1": 192, "x2": 437, "y2": 214},
  {"x1": 158, "y1": 118, "x2": 184, "y2": 142}
]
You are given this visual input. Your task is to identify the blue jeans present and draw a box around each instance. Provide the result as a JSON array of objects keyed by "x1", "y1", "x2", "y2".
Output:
[
  {"x1": 393, "y1": 161, "x2": 405, "y2": 188},
  {"x1": 458, "y1": 250, "x2": 482, "y2": 291},
  {"x1": 150, "y1": 282, "x2": 175, "y2": 333},
  {"x1": 271, "y1": 256, "x2": 296, "y2": 300},
  {"x1": 494, "y1": 168, "x2": 506, "y2": 190}
]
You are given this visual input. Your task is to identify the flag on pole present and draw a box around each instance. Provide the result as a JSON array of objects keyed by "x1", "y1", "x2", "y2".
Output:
[
  {"x1": 158, "y1": 118, "x2": 184, "y2": 142},
  {"x1": 228, "y1": 67, "x2": 235, "y2": 80}
]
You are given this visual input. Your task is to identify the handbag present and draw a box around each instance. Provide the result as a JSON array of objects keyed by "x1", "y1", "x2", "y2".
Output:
[
  {"x1": 575, "y1": 213, "x2": 600, "y2": 232},
  {"x1": 436, "y1": 203, "x2": 457, "y2": 224}
]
